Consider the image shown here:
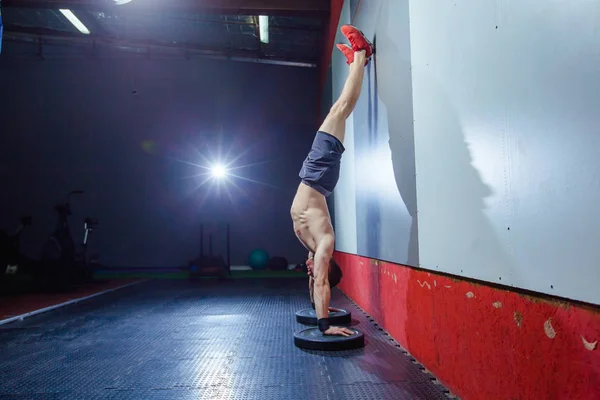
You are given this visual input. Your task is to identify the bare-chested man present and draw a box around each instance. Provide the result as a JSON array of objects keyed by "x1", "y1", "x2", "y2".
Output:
[{"x1": 290, "y1": 25, "x2": 373, "y2": 337}]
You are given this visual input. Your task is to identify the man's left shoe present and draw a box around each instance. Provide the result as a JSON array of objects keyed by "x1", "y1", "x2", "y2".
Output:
[{"x1": 336, "y1": 43, "x2": 370, "y2": 66}]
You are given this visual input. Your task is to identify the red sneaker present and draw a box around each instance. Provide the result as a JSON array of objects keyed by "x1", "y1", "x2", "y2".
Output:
[
  {"x1": 336, "y1": 43, "x2": 369, "y2": 66},
  {"x1": 340, "y1": 25, "x2": 374, "y2": 58}
]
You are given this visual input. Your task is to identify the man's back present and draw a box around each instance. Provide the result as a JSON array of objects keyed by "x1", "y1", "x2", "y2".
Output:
[{"x1": 290, "y1": 183, "x2": 334, "y2": 253}]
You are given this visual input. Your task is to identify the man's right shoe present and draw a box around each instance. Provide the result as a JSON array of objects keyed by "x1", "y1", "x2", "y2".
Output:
[{"x1": 340, "y1": 25, "x2": 374, "y2": 59}]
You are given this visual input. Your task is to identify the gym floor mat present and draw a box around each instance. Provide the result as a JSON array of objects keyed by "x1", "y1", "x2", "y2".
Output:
[{"x1": 0, "y1": 279, "x2": 453, "y2": 399}]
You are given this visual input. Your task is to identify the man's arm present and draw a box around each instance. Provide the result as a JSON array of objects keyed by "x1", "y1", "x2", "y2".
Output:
[
  {"x1": 312, "y1": 235, "x2": 353, "y2": 337},
  {"x1": 312, "y1": 236, "x2": 333, "y2": 322},
  {"x1": 307, "y1": 251, "x2": 315, "y2": 307}
]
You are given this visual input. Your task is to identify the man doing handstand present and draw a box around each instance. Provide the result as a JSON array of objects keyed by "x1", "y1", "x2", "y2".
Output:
[{"x1": 291, "y1": 25, "x2": 373, "y2": 337}]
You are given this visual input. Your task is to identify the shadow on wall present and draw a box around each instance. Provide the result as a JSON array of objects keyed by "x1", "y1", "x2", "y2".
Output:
[
  {"x1": 405, "y1": 66, "x2": 516, "y2": 283},
  {"x1": 374, "y1": 0, "x2": 515, "y2": 280}
]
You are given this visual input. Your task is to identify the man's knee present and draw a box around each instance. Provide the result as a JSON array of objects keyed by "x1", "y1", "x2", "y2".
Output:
[{"x1": 329, "y1": 99, "x2": 352, "y2": 121}]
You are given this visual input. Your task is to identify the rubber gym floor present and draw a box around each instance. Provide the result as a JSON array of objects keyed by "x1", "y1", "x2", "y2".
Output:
[{"x1": 0, "y1": 278, "x2": 453, "y2": 399}]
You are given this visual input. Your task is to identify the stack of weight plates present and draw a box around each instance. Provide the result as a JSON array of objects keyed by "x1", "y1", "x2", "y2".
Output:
[{"x1": 293, "y1": 307, "x2": 364, "y2": 351}]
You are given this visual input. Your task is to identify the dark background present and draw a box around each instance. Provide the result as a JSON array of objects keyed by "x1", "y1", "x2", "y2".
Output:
[{"x1": 0, "y1": 41, "x2": 319, "y2": 267}]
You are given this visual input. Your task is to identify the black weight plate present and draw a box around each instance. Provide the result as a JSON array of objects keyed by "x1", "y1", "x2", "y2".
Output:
[
  {"x1": 295, "y1": 308, "x2": 351, "y2": 325},
  {"x1": 294, "y1": 327, "x2": 364, "y2": 351}
]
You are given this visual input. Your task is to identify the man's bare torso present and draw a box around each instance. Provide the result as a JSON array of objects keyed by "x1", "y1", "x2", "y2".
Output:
[{"x1": 290, "y1": 183, "x2": 334, "y2": 253}]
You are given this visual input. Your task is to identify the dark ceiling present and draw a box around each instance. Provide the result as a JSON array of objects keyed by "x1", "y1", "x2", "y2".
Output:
[{"x1": 0, "y1": 0, "x2": 330, "y2": 67}]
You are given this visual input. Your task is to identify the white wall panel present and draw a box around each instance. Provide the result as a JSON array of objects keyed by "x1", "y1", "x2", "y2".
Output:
[{"x1": 410, "y1": 0, "x2": 600, "y2": 304}]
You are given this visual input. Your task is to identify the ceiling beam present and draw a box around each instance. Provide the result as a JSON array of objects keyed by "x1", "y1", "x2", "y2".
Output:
[
  {"x1": 0, "y1": 0, "x2": 329, "y2": 17},
  {"x1": 2, "y1": 27, "x2": 318, "y2": 67}
]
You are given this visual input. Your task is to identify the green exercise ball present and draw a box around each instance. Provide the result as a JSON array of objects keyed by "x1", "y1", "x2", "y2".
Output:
[{"x1": 249, "y1": 249, "x2": 270, "y2": 270}]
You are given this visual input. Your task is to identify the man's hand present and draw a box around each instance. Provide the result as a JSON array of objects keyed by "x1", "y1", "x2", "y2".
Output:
[{"x1": 323, "y1": 326, "x2": 354, "y2": 337}]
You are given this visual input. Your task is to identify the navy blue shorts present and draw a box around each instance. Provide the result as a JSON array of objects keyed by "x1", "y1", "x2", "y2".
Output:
[{"x1": 299, "y1": 131, "x2": 345, "y2": 197}]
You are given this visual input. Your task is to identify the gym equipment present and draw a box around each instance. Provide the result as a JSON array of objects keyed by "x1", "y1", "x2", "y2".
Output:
[
  {"x1": 188, "y1": 223, "x2": 231, "y2": 279},
  {"x1": 78, "y1": 217, "x2": 99, "y2": 282},
  {"x1": 294, "y1": 327, "x2": 364, "y2": 351},
  {"x1": 1, "y1": 216, "x2": 32, "y2": 271},
  {"x1": 39, "y1": 190, "x2": 84, "y2": 291},
  {"x1": 0, "y1": 216, "x2": 33, "y2": 292},
  {"x1": 267, "y1": 256, "x2": 288, "y2": 270},
  {"x1": 41, "y1": 190, "x2": 83, "y2": 260},
  {"x1": 291, "y1": 261, "x2": 308, "y2": 273},
  {"x1": 295, "y1": 307, "x2": 351, "y2": 326},
  {"x1": 248, "y1": 248, "x2": 269, "y2": 269}
]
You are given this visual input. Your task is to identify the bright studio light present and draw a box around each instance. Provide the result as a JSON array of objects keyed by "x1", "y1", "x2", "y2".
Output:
[
  {"x1": 59, "y1": 10, "x2": 90, "y2": 35},
  {"x1": 258, "y1": 15, "x2": 269, "y2": 44},
  {"x1": 211, "y1": 164, "x2": 227, "y2": 178}
]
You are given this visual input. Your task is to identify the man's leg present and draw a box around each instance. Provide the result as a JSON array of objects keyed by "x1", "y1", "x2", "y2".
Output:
[{"x1": 317, "y1": 50, "x2": 367, "y2": 145}]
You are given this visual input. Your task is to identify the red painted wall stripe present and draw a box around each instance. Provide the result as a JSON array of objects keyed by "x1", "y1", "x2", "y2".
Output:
[{"x1": 334, "y1": 251, "x2": 600, "y2": 400}]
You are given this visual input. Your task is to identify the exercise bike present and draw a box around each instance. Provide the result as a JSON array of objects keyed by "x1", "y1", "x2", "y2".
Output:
[{"x1": 38, "y1": 190, "x2": 84, "y2": 291}]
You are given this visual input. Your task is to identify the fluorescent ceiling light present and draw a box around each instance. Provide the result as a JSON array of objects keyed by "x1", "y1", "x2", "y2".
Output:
[
  {"x1": 114, "y1": 0, "x2": 133, "y2": 4},
  {"x1": 258, "y1": 15, "x2": 269, "y2": 44},
  {"x1": 59, "y1": 9, "x2": 90, "y2": 35}
]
